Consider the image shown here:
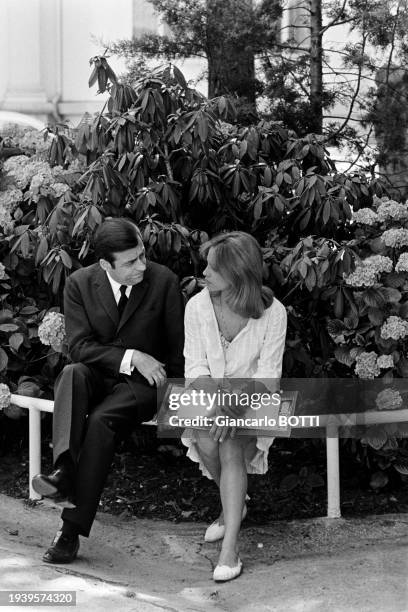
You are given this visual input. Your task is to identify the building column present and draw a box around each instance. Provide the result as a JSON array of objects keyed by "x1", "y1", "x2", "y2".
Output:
[{"x1": 0, "y1": 0, "x2": 61, "y2": 123}]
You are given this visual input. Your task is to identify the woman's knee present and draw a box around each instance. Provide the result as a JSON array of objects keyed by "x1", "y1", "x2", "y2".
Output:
[
  {"x1": 219, "y1": 437, "x2": 245, "y2": 466},
  {"x1": 195, "y1": 435, "x2": 220, "y2": 464}
]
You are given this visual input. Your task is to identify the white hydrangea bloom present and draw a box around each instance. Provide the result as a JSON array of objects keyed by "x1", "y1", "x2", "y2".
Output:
[
  {"x1": 344, "y1": 255, "x2": 393, "y2": 287},
  {"x1": 380, "y1": 315, "x2": 408, "y2": 340},
  {"x1": 377, "y1": 200, "x2": 408, "y2": 222},
  {"x1": 381, "y1": 228, "x2": 408, "y2": 248},
  {"x1": 38, "y1": 312, "x2": 66, "y2": 349},
  {"x1": 0, "y1": 208, "x2": 14, "y2": 233},
  {"x1": 377, "y1": 354, "x2": 394, "y2": 369},
  {"x1": 395, "y1": 253, "x2": 408, "y2": 273},
  {"x1": 29, "y1": 167, "x2": 54, "y2": 194},
  {"x1": 0, "y1": 263, "x2": 6, "y2": 280},
  {"x1": 0, "y1": 188, "x2": 23, "y2": 211},
  {"x1": 2, "y1": 154, "x2": 30, "y2": 173},
  {"x1": 51, "y1": 165, "x2": 64, "y2": 176},
  {"x1": 354, "y1": 351, "x2": 381, "y2": 378},
  {"x1": 3, "y1": 157, "x2": 52, "y2": 190},
  {"x1": 52, "y1": 182, "x2": 70, "y2": 198},
  {"x1": 352, "y1": 208, "x2": 379, "y2": 225},
  {"x1": 51, "y1": 158, "x2": 85, "y2": 178},
  {"x1": 375, "y1": 388, "x2": 403, "y2": 410},
  {"x1": 365, "y1": 255, "x2": 393, "y2": 273},
  {"x1": 0, "y1": 383, "x2": 11, "y2": 409},
  {"x1": 17, "y1": 130, "x2": 50, "y2": 154},
  {"x1": 345, "y1": 266, "x2": 377, "y2": 287}
]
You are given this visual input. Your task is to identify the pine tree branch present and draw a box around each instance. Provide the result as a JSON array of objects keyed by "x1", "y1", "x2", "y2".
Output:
[{"x1": 320, "y1": 0, "x2": 349, "y2": 35}]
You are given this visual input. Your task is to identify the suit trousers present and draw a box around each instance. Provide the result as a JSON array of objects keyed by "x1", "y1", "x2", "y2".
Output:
[{"x1": 52, "y1": 363, "x2": 157, "y2": 537}]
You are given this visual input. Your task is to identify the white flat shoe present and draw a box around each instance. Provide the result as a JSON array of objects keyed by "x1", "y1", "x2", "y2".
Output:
[
  {"x1": 204, "y1": 505, "x2": 247, "y2": 543},
  {"x1": 213, "y1": 558, "x2": 243, "y2": 582}
]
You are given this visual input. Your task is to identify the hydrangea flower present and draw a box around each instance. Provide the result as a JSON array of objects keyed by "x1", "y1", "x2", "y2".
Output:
[
  {"x1": 0, "y1": 187, "x2": 23, "y2": 211},
  {"x1": 381, "y1": 229, "x2": 408, "y2": 248},
  {"x1": 0, "y1": 383, "x2": 11, "y2": 409},
  {"x1": 52, "y1": 182, "x2": 70, "y2": 198},
  {"x1": 380, "y1": 316, "x2": 408, "y2": 340},
  {"x1": 0, "y1": 208, "x2": 14, "y2": 234},
  {"x1": 52, "y1": 158, "x2": 84, "y2": 176},
  {"x1": 344, "y1": 255, "x2": 393, "y2": 287},
  {"x1": 2, "y1": 154, "x2": 30, "y2": 173},
  {"x1": 352, "y1": 208, "x2": 379, "y2": 225},
  {"x1": 17, "y1": 129, "x2": 50, "y2": 155},
  {"x1": 354, "y1": 351, "x2": 381, "y2": 378},
  {"x1": 395, "y1": 253, "x2": 408, "y2": 273},
  {"x1": 0, "y1": 263, "x2": 7, "y2": 280},
  {"x1": 377, "y1": 354, "x2": 394, "y2": 369},
  {"x1": 3, "y1": 157, "x2": 52, "y2": 190},
  {"x1": 29, "y1": 167, "x2": 54, "y2": 194},
  {"x1": 377, "y1": 200, "x2": 408, "y2": 222},
  {"x1": 38, "y1": 312, "x2": 66, "y2": 350},
  {"x1": 375, "y1": 388, "x2": 403, "y2": 410}
]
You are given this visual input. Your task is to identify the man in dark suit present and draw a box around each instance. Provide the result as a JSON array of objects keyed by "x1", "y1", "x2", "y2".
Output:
[{"x1": 32, "y1": 217, "x2": 184, "y2": 563}]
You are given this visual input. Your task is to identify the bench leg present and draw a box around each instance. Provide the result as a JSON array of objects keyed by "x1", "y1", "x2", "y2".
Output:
[
  {"x1": 29, "y1": 408, "x2": 42, "y2": 500},
  {"x1": 326, "y1": 426, "x2": 341, "y2": 518}
]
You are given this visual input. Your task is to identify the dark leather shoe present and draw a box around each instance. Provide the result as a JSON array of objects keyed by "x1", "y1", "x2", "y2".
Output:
[
  {"x1": 32, "y1": 468, "x2": 76, "y2": 507},
  {"x1": 42, "y1": 531, "x2": 79, "y2": 564}
]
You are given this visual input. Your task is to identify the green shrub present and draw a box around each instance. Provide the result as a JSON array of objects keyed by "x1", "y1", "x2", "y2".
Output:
[{"x1": 1, "y1": 57, "x2": 407, "y2": 487}]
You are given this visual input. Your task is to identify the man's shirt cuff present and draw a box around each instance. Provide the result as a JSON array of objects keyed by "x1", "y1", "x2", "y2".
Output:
[{"x1": 119, "y1": 349, "x2": 134, "y2": 375}]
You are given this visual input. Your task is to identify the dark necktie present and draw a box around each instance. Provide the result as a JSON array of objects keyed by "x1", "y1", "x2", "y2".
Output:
[{"x1": 117, "y1": 285, "x2": 128, "y2": 318}]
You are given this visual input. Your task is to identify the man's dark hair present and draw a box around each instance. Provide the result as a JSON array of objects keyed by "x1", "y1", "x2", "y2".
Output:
[{"x1": 94, "y1": 218, "x2": 143, "y2": 265}]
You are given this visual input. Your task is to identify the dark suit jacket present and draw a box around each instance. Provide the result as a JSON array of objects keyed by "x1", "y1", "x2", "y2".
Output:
[{"x1": 63, "y1": 261, "x2": 184, "y2": 396}]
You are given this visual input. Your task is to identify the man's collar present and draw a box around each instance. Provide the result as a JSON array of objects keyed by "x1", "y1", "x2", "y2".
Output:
[
  {"x1": 105, "y1": 272, "x2": 125, "y2": 295},
  {"x1": 105, "y1": 271, "x2": 147, "y2": 295}
]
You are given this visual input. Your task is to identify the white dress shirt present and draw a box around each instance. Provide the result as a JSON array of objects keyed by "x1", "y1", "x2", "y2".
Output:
[{"x1": 105, "y1": 272, "x2": 134, "y2": 375}]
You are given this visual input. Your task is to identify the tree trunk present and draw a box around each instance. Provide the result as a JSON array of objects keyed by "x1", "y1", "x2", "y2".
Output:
[
  {"x1": 309, "y1": 0, "x2": 323, "y2": 134},
  {"x1": 207, "y1": 0, "x2": 257, "y2": 121}
]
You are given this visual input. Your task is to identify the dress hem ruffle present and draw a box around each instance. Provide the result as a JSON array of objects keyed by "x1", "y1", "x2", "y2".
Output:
[{"x1": 181, "y1": 429, "x2": 274, "y2": 480}]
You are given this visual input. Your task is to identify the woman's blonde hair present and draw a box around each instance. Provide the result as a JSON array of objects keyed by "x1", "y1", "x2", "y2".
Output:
[{"x1": 200, "y1": 231, "x2": 274, "y2": 318}]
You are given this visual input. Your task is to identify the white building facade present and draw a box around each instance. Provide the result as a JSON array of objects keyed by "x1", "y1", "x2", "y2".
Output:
[{"x1": 0, "y1": 0, "x2": 203, "y2": 127}]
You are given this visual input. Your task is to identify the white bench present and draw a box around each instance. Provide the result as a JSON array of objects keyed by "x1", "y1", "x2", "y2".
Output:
[{"x1": 9, "y1": 393, "x2": 408, "y2": 519}]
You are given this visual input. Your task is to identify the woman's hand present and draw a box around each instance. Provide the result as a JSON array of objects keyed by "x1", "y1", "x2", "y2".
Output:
[{"x1": 209, "y1": 404, "x2": 237, "y2": 442}]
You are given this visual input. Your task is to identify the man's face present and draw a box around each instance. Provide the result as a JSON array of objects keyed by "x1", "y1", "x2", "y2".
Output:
[{"x1": 101, "y1": 244, "x2": 147, "y2": 286}]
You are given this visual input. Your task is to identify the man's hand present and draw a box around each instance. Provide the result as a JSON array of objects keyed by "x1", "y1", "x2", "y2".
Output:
[{"x1": 131, "y1": 350, "x2": 167, "y2": 386}]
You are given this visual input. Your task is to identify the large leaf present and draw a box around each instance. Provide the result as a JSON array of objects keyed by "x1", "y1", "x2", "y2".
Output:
[
  {"x1": 394, "y1": 459, "x2": 408, "y2": 475},
  {"x1": 368, "y1": 308, "x2": 385, "y2": 326},
  {"x1": 363, "y1": 288, "x2": 386, "y2": 308},
  {"x1": 306, "y1": 473, "x2": 325, "y2": 488},
  {"x1": 9, "y1": 333, "x2": 24, "y2": 352},
  {"x1": 17, "y1": 380, "x2": 41, "y2": 397},
  {"x1": 380, "y1": 287, "x2": 402, "y2": 304},
  {"x1": 279, "y1": 474, "x2": 299, "y2": 492},
  {"x1": 334, "y1": 347, "x2": 355, "y2": 367},
  {"x1": 0, "y1": 348, "x2": 8, "y2": 372},
  {"x1": 369, "y1": 471, "x2": 389, "y2": 490},
  {"x1": 361, "y1": 426, "x2": 387, "y2": 450},
  {"x1": 0, "y1": 324, "x2": 19, "y2": 333}
]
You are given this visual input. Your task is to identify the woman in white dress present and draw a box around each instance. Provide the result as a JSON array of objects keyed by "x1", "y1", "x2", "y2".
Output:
[{"x1": 182, "y1": 231, "x2": 287, "y2": 582}]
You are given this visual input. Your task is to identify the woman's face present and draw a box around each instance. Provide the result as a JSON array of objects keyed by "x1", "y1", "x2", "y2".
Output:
[{"x1": 203, "y1": 247, "x2": 230, "y2": 293}]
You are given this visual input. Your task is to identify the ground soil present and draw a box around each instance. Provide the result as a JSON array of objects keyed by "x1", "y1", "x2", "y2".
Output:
[{"x1": 1, "y1": 421, "x2": 408, "y2": 523}]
